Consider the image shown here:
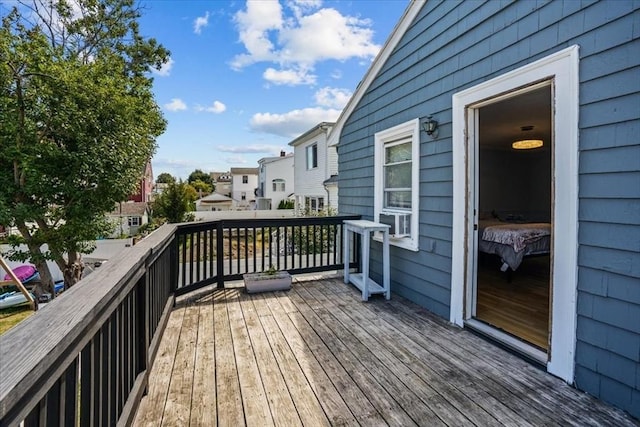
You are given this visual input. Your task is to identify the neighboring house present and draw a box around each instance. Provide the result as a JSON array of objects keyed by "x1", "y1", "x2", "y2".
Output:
[
  {"x1": 289, "y1": 122, "x2": 338, "y2": 213},
  {"x1": 108, "y1": 202, "x2": 149, "y2": 237},
  {"x1": 256, "y1": 151, "x2": 294, "y2": 210},
  {"x1": 128, "y1": 160, "x2": 153, "y2": 203},
  {"x1": 194, "y1": 192, "x2": 233, "y2": 212},
  {"x1": 230, "y1": 167, "x2": 258, "y2": 209},
  {"x1": 330, "y1": 0, "x2": 639, "y2": 419},
  {"x1": 210, "y1": 172, "x2": 232, "y2": 197}
]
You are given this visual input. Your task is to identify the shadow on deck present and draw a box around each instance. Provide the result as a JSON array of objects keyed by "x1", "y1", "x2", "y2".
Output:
[{"x1": 133, "y1": 274, "x2": 637, "y2": 426}]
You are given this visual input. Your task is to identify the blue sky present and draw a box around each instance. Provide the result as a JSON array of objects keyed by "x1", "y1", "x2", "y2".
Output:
[{"x1": 138, "y1": 0, "x2": 408, "y2": 180}]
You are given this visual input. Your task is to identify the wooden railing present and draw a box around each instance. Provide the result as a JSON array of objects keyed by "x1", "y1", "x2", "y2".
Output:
[
  {"x1": 174, "y1": 215, "x2": 361, "y2": 296},
  {"x1": 0, "y1": 215, "x2": 360, "y2": 426}
]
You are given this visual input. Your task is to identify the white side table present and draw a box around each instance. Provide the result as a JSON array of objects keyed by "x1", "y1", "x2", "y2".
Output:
[{"x1": 343, "y1": 220, "x2": 390, "y2": 301}]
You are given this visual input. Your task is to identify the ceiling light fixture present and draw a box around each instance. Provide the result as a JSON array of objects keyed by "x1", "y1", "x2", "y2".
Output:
[{"x1": 513, "y1": 125, "x2": 543, "y2": 149}]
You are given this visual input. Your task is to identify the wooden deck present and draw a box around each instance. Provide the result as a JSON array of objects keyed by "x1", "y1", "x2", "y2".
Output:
[{"x1": 133, "y1": 274, "x2": 638, "y2": 426}]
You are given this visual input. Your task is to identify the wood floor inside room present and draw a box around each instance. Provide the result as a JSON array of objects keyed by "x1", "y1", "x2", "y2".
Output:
[{"x1": 475, "y1": 254, "x2": 550, "y2": 351}]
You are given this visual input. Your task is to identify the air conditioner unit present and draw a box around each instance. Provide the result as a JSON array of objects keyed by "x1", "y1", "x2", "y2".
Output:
[{"x1": 378, "y1": 212, "x2": 411, "y2": 237}]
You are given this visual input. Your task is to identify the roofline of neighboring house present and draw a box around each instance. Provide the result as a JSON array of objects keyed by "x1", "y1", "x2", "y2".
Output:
[
  {"x1": 257, "y1": 153, "x2": 294, "y2": 165},
  {"x1": 327, "y1": 0, "x2": 425, "y2": 147},
  {"x1": 288, "y1": 122, "x2": 335, "y2": 147}
]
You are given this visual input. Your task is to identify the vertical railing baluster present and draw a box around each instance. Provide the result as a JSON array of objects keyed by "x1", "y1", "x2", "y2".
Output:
[
  {"x1": 216, "y1": 221, "x2": 224, "y2": 288},
  {"x1": 244, "y1": 227, "x2": 249, "y2": 274},
  {"x1": 196, "y1": 231, "x2": 201, "y2": 282},
  {"x1": 253, "y1": 228, "x2": 257, "y2": 273},
  {"x1": 284, "y1": 226, "x2": 289, "y2": 270},
  {"x1": 276, "y1": 227, "x2": 281, "y2": 270},
  {"x1": 62, "y1": 359, "x2": 77, "y2": 427},
  {"x1": 236, "y1": 227, "x2": 241, "y2": 274},
  {"x1": 261, "y1": 227, "x2": 265, "y2": 271},
  {"x1": 181, "y1": 233, "x2": 186, "y2": 289}
]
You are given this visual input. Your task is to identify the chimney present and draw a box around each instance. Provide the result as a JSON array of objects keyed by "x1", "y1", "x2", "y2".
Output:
[{"x1": 280, "y1": 150, "x2": 285, "y2": 157}]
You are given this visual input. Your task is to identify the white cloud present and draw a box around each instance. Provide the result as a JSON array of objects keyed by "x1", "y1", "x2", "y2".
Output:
[
  {"x1": 152, "y1": 57, "x2": 175, "y2": 77},
  {"x1": 195, "y1": 101, "x2": 227, "y2": 114},
  {"x1": 164, "y1": 98, "x2": 187, "y2": 112},
  {"x1": 263, "y1": 67, "x2": 316, "y2": 86},
  {"x1": 231, "y1": 1, "x2": 283, "y2": 69},
  {"x1": 250, "y1": 107, "x2": 341, "y2": 138},
  {"x1": 314, "y1": 87, "x2": 352, "y2": 109},
  {"x1": 194, "y1": 11, "x2": 210, "y2": 34},
  {"x1": 217, "y1": 144, "x2": 283, "y2": 154},
  {"x1": 231, "y1": 2, "x2": 381, "y2": 84}
]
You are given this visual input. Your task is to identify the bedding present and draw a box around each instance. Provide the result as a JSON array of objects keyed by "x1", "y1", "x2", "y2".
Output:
[{"x1": 478, "y1": 220, "x2": 551, "y2": 271}]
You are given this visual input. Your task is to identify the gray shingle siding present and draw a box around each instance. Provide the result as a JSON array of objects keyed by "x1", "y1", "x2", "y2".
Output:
[{"x1": 337, "y1": 0, "x2": 639, "y2": 418}]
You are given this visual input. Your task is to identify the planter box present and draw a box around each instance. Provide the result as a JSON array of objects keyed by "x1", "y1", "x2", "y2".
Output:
[{"x1": 243, "y1": 271, "x2": 292, "y2": 293}]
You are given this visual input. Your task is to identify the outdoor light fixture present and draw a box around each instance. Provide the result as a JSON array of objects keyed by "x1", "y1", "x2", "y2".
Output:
[
  {"x1": 512, "y1": 139, "x2": 544, "y2": 149},
  {"x1": 512, "y1": 125, "x2": 543, "y2": 149},
  {"x1": 423, "y1": 115, "x2": 438, "y2": 137}
]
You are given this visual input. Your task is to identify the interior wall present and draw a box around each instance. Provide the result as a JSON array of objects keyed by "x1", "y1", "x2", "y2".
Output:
[{"x1": 479, "y1": 148, "x2": 551, "y2": 221}]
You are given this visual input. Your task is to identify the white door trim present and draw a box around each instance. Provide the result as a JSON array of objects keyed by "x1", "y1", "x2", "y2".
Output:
[{"x1": 450, "y1": 45, "x2": 580, "y2": 383}]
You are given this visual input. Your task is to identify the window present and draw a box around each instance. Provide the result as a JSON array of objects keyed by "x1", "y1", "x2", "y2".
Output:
[
  {"x1": 242, "y1": 175, "x2": 248, "y2": 184},
  {"x1": 374, "y1": 118, "x2": 420, "y2": 251},
  {"x1": 306, "y1": 144, "x2": 318, "y2": 169},
  {"x1": 128, "y1": 217, "x2": 141, "y2": 227},
  {"x1": 241, "y1": 192, "x2": 246, "y2": 201},
  {"x1": 305, "y1": 196, "x2": 324, "y2": 212},
  {"x1": 272, "y1": 179, "x2": 285, "y2": 192}
]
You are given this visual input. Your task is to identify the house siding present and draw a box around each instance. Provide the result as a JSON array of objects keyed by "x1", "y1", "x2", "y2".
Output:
[{"x1": 337, "y1": 0, "x2": 639, "y2": 418}]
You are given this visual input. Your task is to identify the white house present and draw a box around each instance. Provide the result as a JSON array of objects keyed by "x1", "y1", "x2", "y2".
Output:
[
  {"x1": 107, "y1": 202, "x2": 149, "y2": 237},
  {"x1": 289, "y1": 122, "x2": 338, "y2": 213},
  {"x1": 256, "y1": 151, "x2": 294, "y2": 210},
  {"x1": 230, "y1": 167, "x2": 258, "y2": 210},
  {"x1": 194, "y1": 192, "x2": 233, "y2": 212}
]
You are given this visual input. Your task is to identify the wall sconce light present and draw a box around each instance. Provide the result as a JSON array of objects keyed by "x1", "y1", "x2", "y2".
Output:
[{"x1": 423, "y1": 115, "x2": 438, "y2": 137}]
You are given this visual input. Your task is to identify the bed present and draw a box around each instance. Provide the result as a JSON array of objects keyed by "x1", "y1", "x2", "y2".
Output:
[{"x1": 478, "y1": 220, "x2": 551, "y2": 271}]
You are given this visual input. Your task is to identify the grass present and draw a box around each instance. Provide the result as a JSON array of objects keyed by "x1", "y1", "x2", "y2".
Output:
[{"x1": 0, "y1": 305, "x2": 34, "y2": 335}]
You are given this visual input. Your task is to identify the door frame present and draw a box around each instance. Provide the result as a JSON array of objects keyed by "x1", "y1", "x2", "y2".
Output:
[{"x1": 450, "y1": 45, "x2": 580, "y2": 383}]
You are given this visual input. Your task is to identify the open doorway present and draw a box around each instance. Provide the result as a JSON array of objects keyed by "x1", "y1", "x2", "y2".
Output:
[{"x1": 473, "y1": 84, "x2": 552, "y2": 354}]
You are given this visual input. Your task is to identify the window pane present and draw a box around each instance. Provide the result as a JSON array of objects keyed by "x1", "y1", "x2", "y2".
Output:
[
  {"x1": 385, "y1": 142, "x2": 411, "y2": 164},
  {"x1": 385, "y1": 191, "x2": 411, "y2": 209},
  {"x1": 384, "y1": 163, "x2": 411, "y2": 188}
]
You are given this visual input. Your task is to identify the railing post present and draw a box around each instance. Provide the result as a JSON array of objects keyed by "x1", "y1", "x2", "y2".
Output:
[{"x1": 216, "y1": 221, "x2": 224, "y2": 289}]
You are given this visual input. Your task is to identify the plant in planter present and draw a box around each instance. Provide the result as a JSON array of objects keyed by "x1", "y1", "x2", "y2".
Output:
[{"x1": 243, "y1": 265, "x2": 292, "y2": 293}]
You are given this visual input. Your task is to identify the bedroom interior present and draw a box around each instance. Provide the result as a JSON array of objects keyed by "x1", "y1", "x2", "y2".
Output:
[{"x1": 474, "y1": 85, "x2": 553, "y2": 354}]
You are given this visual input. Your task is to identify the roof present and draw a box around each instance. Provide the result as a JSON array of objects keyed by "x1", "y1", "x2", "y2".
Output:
[
  {"x1": 326, "y1": 1, "x2": 425, "y2": 147},
  {"x1": 288, "y1": 122, "x2": 335, "y2": 147},
  {"x1": 197, "y1": 192, "x2": 233, "y2": 203},
  {"x1": 230, "y1": 167, "x2": 258, "y2": 175},
  {"x1": 258, "y1": 153, "x2": 294, "y2": 165},
  {"x1": 323, "y1": 174, "x2": 339, "y2": 186},
  {"x1": 110, "y1": 202, "x2": 149, "y2": 216}
]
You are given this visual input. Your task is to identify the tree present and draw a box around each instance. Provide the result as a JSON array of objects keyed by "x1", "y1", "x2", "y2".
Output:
[
  {"x1": 152, "y1": 180, "x2": 196, "y2": 223},
  {"x1": 156, "y1": 172, "x2": 176, "y2": 184},
  {"x1": 188, "y1": 169, "x2": 213, "y2": 186},
  {"x1": 191, "y1": 179, "x2": 212, "y2": 195},
  {"x1": 0, "y1": 1, "x2": 169, "y2": 293}
]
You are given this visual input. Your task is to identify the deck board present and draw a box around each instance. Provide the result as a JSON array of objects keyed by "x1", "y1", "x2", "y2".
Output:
[{"x1": 133, "y1": 274, "x2": 639, "y2": 427}]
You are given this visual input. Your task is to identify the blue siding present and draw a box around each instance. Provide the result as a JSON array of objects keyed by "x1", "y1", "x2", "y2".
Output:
[{"x1": 337, "y1": 0, "x2": 640, "y2": 418}]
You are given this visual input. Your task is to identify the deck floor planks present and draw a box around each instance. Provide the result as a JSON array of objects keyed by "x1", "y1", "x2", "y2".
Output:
[
  {"x1": 189, "y1": 293, "x2": 217, "y2": 426},
  {"x1": 238, "y1": 292, "x2": 302, "y2": 426},
  {"x1": 252, "y1": 292, "x2": 332, "y2": 427},
  {"x1": 306, "y1": 284, "x2": 508, "y2": 427},
  {"x1": 285, "y1": 290, "x2": 389, "y2": 426},
  {"x1": 332, "y1": 278, "x2": 628, "y2": 426},
  {"x1": 225, "y1": 289, "x2": 279, "y2": 427},
  {"x1": 291, "y1": 287, "x2": 419, "y2": 426},
  {"x1": 268, "y1": 292, "x2": 363, "y2": 427},
  {"x1": 134, "y1": 304, "x2": 186, "y2": 426},
  {"x1": 213, "y1": 289, "x2": 245, "y2": 426},
  {"x1": 332, "y1": 280, "x2": 566, "y2": 426},
  {"x1": 134, "y1": 275, "x2": 639, "y2": 427},
  {"x1": 300, "y1": 286, "x2": 457, "y2": 426}
]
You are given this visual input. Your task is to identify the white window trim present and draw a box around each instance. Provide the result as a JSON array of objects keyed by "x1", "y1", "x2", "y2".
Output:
[
  {"x1": 451, "y1": 45, "x2": 579, "y2": 383},
  {"x1": 306, "y1": 143, "x2": 318, "y2": 170},
  {"x1": 374, "y1": 118, "x2": 420, "y2": 251}
]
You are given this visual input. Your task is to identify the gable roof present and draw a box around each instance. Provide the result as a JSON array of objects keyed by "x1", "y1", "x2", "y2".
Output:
[
  {"x1": 230, "y1": 167, "x2": 258, "y2": 175},
  {"x1": 288, "y1": 122, "x2": 334, "y2": 147},
  {"x1": 110, "y1": 202, "x2": 149, "y2": 216},
  {"x1": 327, "y1": 0, "x2": 425, "y2": 147}
]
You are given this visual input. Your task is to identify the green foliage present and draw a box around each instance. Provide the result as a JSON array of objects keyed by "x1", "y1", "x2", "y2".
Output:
[
  {"x1": 152, "y1": 180, "x2": 195, "y2": 223},
  {"x1": 191, "y1": 179, "x2": 213, "y2": 195},
  {"x1": 278, "y1": 199, "x2": 295, "y2": 209},
  {"x1": 0, "y1": 0, "x2": 169, "y2": 287},
  {"x1": 187, "y1": 169, "x2": 213, "y2": 186},
  {"x1": 156, "y1": 173, "x2": 175, "y2": 184}
]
